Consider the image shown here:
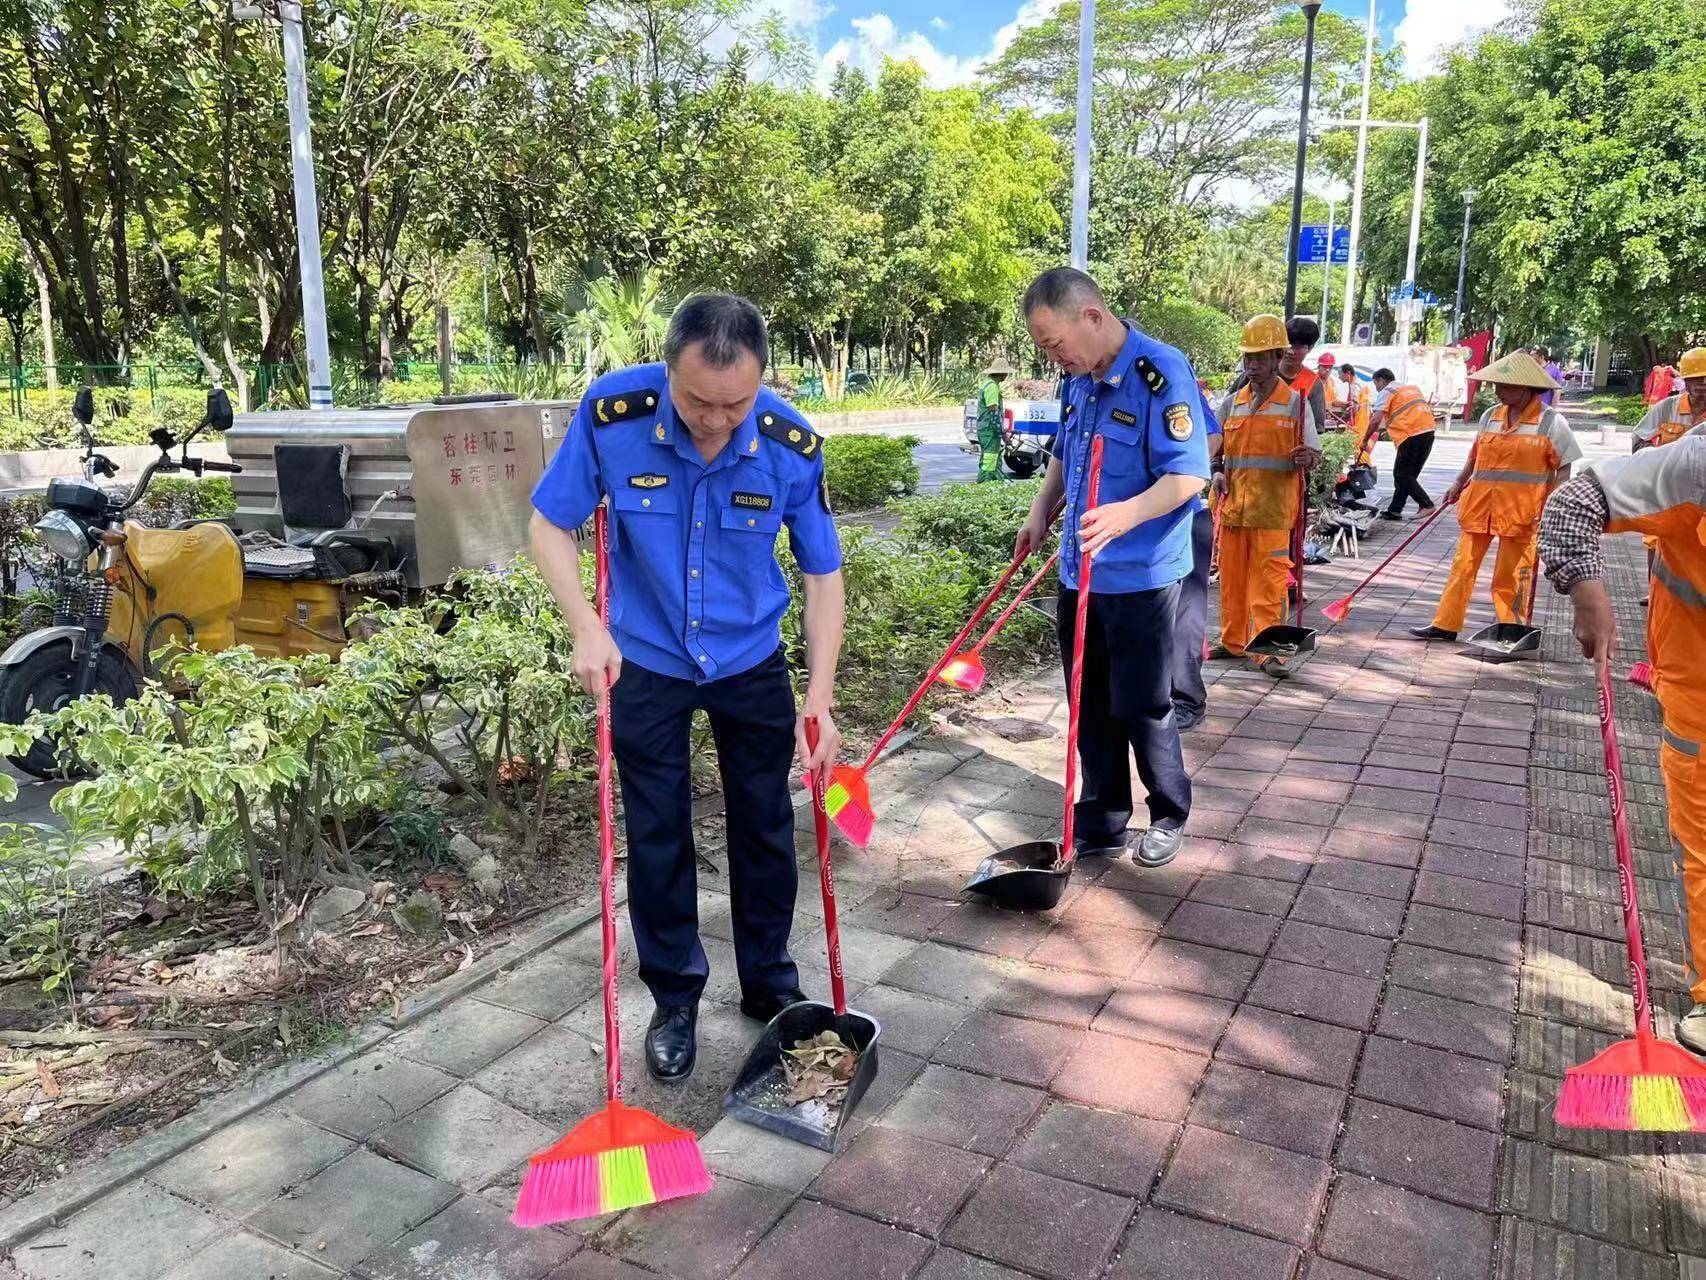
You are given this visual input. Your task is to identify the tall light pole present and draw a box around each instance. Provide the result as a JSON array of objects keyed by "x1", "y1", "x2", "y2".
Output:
[
  {"x1": 1070, "y1": 0, "x2": 1096, "y2": 269},
  {"x1": 1396, "y1": 114, "x2": 1429, "y2": 347},
  {"x1": 237, "y1": 0, "x2": 333, "y2": 410},
  {"x1": 1451, "y1": 189, "x2": 1477, "y2": 343},
  {"x1": 1284, "y1": 2, "x2": 1324, "y2": 319},
  {"x1": 1322, "y1": 196, "x2": 1335, "y2": 327},
  {"x1": 1340, "y1": 0, "x2": 1376, "y2": 343},
  {"x1": 1319, "y1": 116, "x2": 1429, "y2": 344}
]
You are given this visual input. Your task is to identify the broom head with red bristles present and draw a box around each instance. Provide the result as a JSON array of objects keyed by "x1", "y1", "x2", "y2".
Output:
[
  {"x1": 1629, "y1": 661, "x2": 1656, "y2": 693},
  {"x1": 824, "y1": 764, "x2": 875, "y2": 849},
  {"x1": 1554, "y1": 1028, "x2": 1706, "y2": 1132},
  {"x1": 1321, "y1": 597, "x2": 1352, "y2": 624},
  {"x1": 513, "y1": 1098, "x2": 712, "y2": 1224},
  {"x1": 937, "y1": 648, "x2": 988, "y2": 694}
]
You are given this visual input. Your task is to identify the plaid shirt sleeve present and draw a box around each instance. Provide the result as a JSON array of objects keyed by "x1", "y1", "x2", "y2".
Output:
[{"x1": 1539, "y1": 471, "x2": 1610, "y2": 594}]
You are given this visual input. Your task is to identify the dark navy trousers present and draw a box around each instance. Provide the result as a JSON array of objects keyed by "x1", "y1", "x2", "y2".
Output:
[
  {"x1": 609, "y1": 647, "x2": 800, "y2": 1010},
  {"x1": 1171, "y1": 505, "x2": 1214, "y2": 721},
  {"x1": 1058, "y1": 583, "x2": 1193, "y2": 843}
]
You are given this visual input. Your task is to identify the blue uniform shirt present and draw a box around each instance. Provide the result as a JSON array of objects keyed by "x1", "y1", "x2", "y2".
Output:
[
  {"x1": 1057, "y1": 324, "x2": 1213, "y2": 592},
  {"x1": 532, "y1": 362, "x2": 842, "y2": 683},
  {"x1": 1188, "y1": 382, "x2": 1223, "y2": 517}
]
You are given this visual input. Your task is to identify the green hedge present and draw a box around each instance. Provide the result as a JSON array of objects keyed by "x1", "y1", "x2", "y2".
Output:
[
  {"x1": 823, "y1": 433, "x2": 921, "y2": 511},
  {"x1": 895, "y1": 478, "x2": 1046, "y2": 572}
]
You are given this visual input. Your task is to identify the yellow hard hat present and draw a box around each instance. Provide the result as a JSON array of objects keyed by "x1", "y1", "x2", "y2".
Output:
[
  {"x1": 1240, "y1": 314, "x2": 1288, "y2": 354},
  {"x1": 1680, "y1": 347, "x2": 1706, "y2": 378}
]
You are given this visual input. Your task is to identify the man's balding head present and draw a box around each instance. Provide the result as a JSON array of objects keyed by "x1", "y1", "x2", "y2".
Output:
[{"x1": 1023, "y1": 268, "x2": 1124, "y2": 377}]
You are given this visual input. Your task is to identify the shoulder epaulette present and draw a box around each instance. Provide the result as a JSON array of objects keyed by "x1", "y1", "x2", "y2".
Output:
[
  {"x1": 1135, "y1": 357, "x2": 1168, "y2": 395},
  {"x1": 758, "y1": 407, "x2": 821, "y2": 459},
  {"x1": 592, "y1": 388, "x2": 659, "y2": 426}
]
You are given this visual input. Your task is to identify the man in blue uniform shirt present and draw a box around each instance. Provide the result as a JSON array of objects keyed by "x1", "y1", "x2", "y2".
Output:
[
  {"x1": 1015, "y1": 268, "x2": 1209, "y2": 868},
  {"x1": 530, "y1": 294, "x2": 847, "y2": 1082}
]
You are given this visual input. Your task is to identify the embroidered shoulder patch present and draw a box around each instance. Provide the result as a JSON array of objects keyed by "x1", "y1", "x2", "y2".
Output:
[
  {"x1": 820, "y1": 475, "x2": 833, "y2": 514},
  {"x1": 1165, "y1": 403, "x2": 1194, "y2": 441},
  {"x1": 593, "y1": 389, "x2": 659, "y2": 426},
  {"x1": 1135, "y1": 357, "x2": 1168, "y2": 395},
  {"x1": 758, "y1": 409, "x2": 821, "y2": 458}
]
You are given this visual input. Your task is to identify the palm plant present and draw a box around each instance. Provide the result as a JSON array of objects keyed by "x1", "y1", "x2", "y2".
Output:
[{"x1": 548, "y1": 270, "x2": 673, "y2": 375}]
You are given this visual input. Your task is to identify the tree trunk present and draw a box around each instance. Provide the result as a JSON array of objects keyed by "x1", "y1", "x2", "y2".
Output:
[
  {"x1": 520, "y1": 234, "x2": 550, "y2": 361},
  {"x1": 377, "y1": 279, "x2": 395, "y2": 379},
  {"x1": 253, "y1": 253, "x2": 272, "y2": 350},
  {"x1": 141, "y1": 201, "x2": 220, "y2": 381},
  {"x1": 26, "y1": 246, "x2": 55, "y2": 390}
]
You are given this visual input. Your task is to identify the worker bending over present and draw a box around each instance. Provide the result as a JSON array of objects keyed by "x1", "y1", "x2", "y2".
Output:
[
  {"x1": 1409, "y1": 351, "x2": 1580, "y2": 642},
  {"x1": 1209, "y1": 314, "x2": 1320, "y2": 666},
  {"x1": 1541, "y1": 433, "x2": 1706, "y2": 1051},
  {"x1": 1369, "y1": 368, "x2": 1438, "y2": 520}
]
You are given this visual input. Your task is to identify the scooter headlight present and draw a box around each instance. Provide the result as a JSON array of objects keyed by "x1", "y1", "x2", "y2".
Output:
[{"x1": 34, "y1": 510, "x2": 93, "y2": 562}]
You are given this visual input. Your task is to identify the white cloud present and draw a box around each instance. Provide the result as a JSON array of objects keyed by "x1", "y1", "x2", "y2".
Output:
[
  {"x1": 1395, "y1": 0, "x2": 1513, "y2": 76},
  {"x1": 812, "y1": 2, "x2": 1054, "y2": 90}
]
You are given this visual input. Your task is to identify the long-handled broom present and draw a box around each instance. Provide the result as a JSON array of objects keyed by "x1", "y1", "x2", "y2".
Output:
[
  {"x1": 1553, "y1": 661, "x2": 1706, "y2": 1131},
  {"x1": 513, "y1": 506, "x2": 714, "y2": 1224},
  {"x1": 825, "y1": 499, "x2": 1064, "y2": 848},
  {"x1": 1321, "y1": 500, "x2": 1454, "y2": 624},
  {"x1": 1629, "y1": 660, "x2": 1656, "y2": 693},
  {"x1": 938, "y1": 552, "x2": 1060, "y2": 694}
]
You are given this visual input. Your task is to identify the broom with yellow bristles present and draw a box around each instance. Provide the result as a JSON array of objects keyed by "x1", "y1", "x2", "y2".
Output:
[
  {"x1": 1553, "y1": 662, "x2": 1706, "y2": 1131},
  {"x1": 513, "y1": 506, "x2": 713, "y2": 1224}
]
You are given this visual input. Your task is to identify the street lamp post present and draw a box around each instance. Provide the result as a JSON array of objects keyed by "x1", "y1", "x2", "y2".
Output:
[
  {"x1": 1452, "y1": 189, "x2": 1477, "y2": 343},
  {"x1": 1070, "y1": 0, "x2": 1096, "y2": 270},
  {"x1": 235, "y1": 0, "x2": 333, "y2": 410},
  {"x1": 1284, "y1": 2, "x2": 1325, "y2": 319}
]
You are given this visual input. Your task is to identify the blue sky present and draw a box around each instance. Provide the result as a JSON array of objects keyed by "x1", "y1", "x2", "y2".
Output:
[{"x1": 773, "y1": 0, "x2": 1510, "y2": 88}]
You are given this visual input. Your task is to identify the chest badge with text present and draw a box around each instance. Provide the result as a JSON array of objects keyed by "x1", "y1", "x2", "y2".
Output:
[
  {"x1": 1165, "y1": 403, "x2": 1195, "y2": 441},
  {"x1": 731, "y1": 491, "x2": 774, "y2": 511},
  {"x1": 629, "y1": 473, "x2": 670, "y2": 489},
  {"x1": 1109, "y1": 408, "x2": 1138, "y2": 426}
]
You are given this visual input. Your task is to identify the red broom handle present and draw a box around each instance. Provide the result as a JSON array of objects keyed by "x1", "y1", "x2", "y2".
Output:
[
  {"x1": 1293, "y1": 410, "x2": 1307, "y2": 626},
  {"x1": 1329, "y1": 501, "x2": 1454, "y2": 611},
  {"x1": 1060, "y1": 436, "x2": 1104, "y2": 867},
  {"x1": 860, "y1": 496, "x2": 1066, "y2": 770},
  {"x1": 592, "y1": 506, "x2": 622, "y2": 1103},
  {"x1": 1597, "y1": 661, "x2": 1655, "y2": 1038},
  {"x1": 970, "y1": 552, "x2": 1060, "y2": 651},
  {"x1": 804, "y1": 718, "x2": 846, "y2": 1015}
]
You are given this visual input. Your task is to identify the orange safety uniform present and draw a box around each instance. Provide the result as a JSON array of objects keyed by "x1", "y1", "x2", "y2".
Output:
[
  {"x1": 1380, "y1": 385, "x2": 1436, "y2": 446},
  {"x1": 1342, "y1": 381, "x2": 1373, "y2": 463},
  {"x1": 1632, "y1": 394, "x2": 1706, "y2": 550},
  {"x1": 1591, "y1": 437, "x2": 1706, "y2": 998},
  {"x1": 1433, "y1": 399, "x2": 1580, "y2": 633},
  {"x1": 1216, "y1": 380, "x2": 1318, "y2": 655}
]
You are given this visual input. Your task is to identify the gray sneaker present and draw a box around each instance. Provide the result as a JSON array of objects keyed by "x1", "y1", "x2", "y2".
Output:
[
  {"x1": 1135, "y1": 826, "x2": 1183, "y2": 868},
  {"x1": 1678, "y1": 1004, "x2": 1706, "y2": 1056}
]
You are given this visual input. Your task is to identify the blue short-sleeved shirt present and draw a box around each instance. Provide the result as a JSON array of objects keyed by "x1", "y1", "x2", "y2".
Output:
[
  {"x1": 1057, "y1": 324, "x2": 1213, "y2": 592},
  {"x1": 1188, "y1": 382, "x2": 1223, "y2": 516},
  {"x1": 531, "y1": 362, "x2": 842, "y2": 684}
]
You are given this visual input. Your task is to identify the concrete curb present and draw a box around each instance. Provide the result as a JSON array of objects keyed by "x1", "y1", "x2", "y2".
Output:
[
  {"x1": 807, "y1": 406, "x2": 958, "y2": 433},
  {"x1": 0, "y1": 443, "x2": 233, "y2": 498}
]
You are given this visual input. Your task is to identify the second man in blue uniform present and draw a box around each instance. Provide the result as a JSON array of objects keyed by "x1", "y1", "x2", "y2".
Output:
[
  {"x1": 1015, "y1": 268, "x2": 1209, "y2": 868},
  {"x1": 530, "y1": 294, "x2": 846, "y2": 1082}
]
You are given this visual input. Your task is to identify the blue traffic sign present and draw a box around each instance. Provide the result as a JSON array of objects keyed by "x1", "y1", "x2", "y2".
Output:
[
  {"x1": 1389, "y1": 281, "x2": 1440, "y2": 306},
  {"x1": 1298, "y1": 225, "x2": 1351, "y2": 265}
]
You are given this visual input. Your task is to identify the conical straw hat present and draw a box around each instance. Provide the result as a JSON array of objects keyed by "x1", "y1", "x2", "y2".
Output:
[{"x1": 1476, "y1": 350, "x2": 1561, "y2": 390}]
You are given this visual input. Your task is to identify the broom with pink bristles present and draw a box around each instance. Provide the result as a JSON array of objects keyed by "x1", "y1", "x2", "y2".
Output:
[
  {"x1": 1553, "y1": 662, "x2": 1706, "y2": 1131},
  {"x1": 938, "y1": 553, "x2": 1059, "y2": 694},
  {"x1": 513, "y1": 506, "x2": 714, "y2": 1225},
  {"x1": 1320, "y1": 500, "x2": 1455, "y2": 625},
  {"x1": 1628, "y1": 661, "x2": 1656, "y2": 693}
]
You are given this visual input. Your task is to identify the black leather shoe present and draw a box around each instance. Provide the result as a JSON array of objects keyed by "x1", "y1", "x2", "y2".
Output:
[
  {"x1": 1135, "y1": 826, "x2": 1183, "y2": 867},
  {"x1": 1173, "y1": 705, "x2": 1206, "y2": 733},
  {"x1": 645, "y1": 1003, "x2": 698, "y2": 1082},
  {"x1": 739, "y1": 987, "x2": 808, "y2": 1023},
  {"x1": 1407, "y1": 625, "x2": 1458, "y2": 641},
  {"x1": 1378, "y1": 510, "x2": 1405, "y2": 521},
  {"x1": 1073, "y1": 834, "x2": 1130, "y2": 858}
]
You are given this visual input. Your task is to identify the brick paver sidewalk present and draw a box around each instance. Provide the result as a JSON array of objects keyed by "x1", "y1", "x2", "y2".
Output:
[{"x1": 4, "y1": 436, "x2": 1702, "y2": 1279}]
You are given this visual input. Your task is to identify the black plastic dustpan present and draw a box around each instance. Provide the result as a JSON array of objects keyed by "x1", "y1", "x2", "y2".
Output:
[
  {"x1": 724, "y1": 719, "x2": 881, "y2": 1151},
  {"x1": 1466, "y1": 566, "x2": 1540, "y2": 659},
  {"x1": 963, "y1": 840, "x2": 1072, "y2": 910},
  {"x1": 964, "y1": 437, "x2": 1105, "y2": 913}
]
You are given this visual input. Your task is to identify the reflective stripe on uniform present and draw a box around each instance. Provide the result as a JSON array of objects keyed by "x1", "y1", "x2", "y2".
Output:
[
  {"x1": 1655, "y1": 553, "x2": 1706, "y2": 610},
  {"x1": 1266, "y1": 546, "x2": 1290, "y2": 558},
  {"x1": 1471, "y1": 468, "x2": 1549, "y2": 484},
  {"x1": 1226, "y1": 457, "x2": 1295, "y2": 472},
  {"x1": 1665, "y1": 726, "x2": 1700, "y2": 757}
]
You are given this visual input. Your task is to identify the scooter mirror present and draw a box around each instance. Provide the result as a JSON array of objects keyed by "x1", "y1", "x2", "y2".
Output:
[
  {"x1": 205, "y1": 386, "x2": 233, "y2": 432},
  {"x1": 73, "y1": 386, "x2": 94, "y2": 427}
]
